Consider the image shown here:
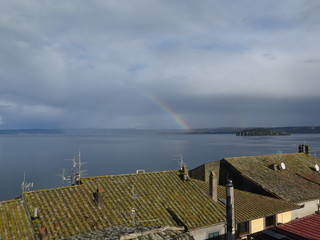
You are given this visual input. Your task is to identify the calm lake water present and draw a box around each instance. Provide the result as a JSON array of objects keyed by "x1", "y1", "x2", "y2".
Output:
[{"x1": 1, "y1": 133, "x2": 320, "y2": 201}]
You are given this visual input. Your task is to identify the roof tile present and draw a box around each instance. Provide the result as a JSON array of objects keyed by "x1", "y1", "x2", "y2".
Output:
[{"x1": 224, "y1": 153, "x2": 320, "y2": 202}]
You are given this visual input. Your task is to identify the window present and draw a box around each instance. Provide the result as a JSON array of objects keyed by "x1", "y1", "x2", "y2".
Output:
[
  {"x1": 265, "y1": 215, "x2": 276, "y2": 228},
  {"x1": 208, "y1": 232, "x2": 219, "y2": 240},
  {"x1": 237, "y1": 221, "x2": 249, "y2": 236}
]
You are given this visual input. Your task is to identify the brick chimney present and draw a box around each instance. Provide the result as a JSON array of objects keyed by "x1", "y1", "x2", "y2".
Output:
[
  {"x1": 226, "y1": 180, "x2": 235, "y2": 240},
  {"x1": 93, "y1": 187, "x2": 104, "y2": 208},
  {"x1": 181, "y1": 165, "x2": 189, "y2": 181},
  {"x1": 209, "y1": 171, "x2": 217, "y2": 201},
  {"x1": 39, "y1": 226, "x2": 49, "y2": 240}
]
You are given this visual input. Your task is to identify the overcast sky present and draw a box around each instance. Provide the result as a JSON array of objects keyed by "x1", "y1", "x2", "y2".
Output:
[{"x1": 1, "y1": 0, "x2": 320, "y2": 129}]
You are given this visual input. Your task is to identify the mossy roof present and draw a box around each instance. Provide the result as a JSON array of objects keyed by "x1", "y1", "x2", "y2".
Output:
[
  {"x1": 59, "y1": 226, "x2": 194, "y2": 240},
  {"x1": 0, "y1": 170, "x2": 299, "y2": 239},
  {"x1": 23, "y1": 171, "x2": 226, "y2": 239},
  {"x1": 0, "y1": 199, "x2": 35, "y2": 239},
  {"x1": 224, "y1": 152, "x2": 320, "y2": 203}
]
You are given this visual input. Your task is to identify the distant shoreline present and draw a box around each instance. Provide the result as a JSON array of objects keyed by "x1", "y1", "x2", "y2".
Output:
[{"x1": 1, "y1": 126, "x2": 320, "y2": 135}]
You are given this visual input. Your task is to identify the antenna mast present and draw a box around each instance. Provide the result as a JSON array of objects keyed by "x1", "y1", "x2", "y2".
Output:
[
  {"x1": 72, "y1": 149, "x2": 86, "y2": 185},
  {"x1": 60, "y1": 149, "x2": 87, "y2": 186},
  {"x1": 178, "y1": 154, "x2": 186, "y2": 170},
  {"x1": 21, "y1": 172, "x2": 33, "y2": 194},
  {"x1": 131, "y1": 184, "x2": 137, "y2": 227}
]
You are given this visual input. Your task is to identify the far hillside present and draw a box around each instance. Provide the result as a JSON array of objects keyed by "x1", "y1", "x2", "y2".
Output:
[{"x1": 236, "y1": 128, "x2": 290, "y2": 136}]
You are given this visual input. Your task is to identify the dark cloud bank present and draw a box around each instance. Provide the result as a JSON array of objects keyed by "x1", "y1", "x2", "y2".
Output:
[{"x1": 1, "y1": 0, "x2": 320, "y2": 129}]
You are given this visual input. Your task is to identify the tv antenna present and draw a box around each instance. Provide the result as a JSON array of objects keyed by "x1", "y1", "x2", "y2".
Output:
[
  {"x1": 21, "y1": 172, "x2": 33, "y2": 194},
  {"x1": 63, "y1": 149, "x2": 87, "y2": 186},
  {"x1": 129, "y1": 184, "x2": 159, "y2": 226},
  {"x1": 172, "y1": 153, "x2": 186, "y2": 170},
  {"x1": 130, "y1": 184, "x2": 138, "y2": 226},
  {"x1": 56, "y1": 168, "x2": 71, "y2": 186}
]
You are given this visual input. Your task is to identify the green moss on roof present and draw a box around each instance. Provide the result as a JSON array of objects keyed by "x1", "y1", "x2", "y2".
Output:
[
  {"x1": 224, "y1": 152, "x2": 320, "y2": 202},
  {"x1": 193, "y1": 180, "x2": 299, "y2": 223},
  {"x1": 0, "y1": 199, "x2": 35, "y2": 239},
  {"x1": 24, "y1": 171, "x2": 226, "y2": 239},
  {"x1": 0, "y1": 169, "x2": 300, "y2": 239}
]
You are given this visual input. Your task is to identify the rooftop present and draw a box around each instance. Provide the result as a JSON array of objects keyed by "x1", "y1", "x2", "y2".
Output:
[
  {"x1": 0, "y1": 170, "x2": 299, "y2": 239},
  {"x1": 59, "y1": 226, "x2": 193, "y2": 240},
  {"x1": 251, "y1": 213, "x2": 320, "y2": 240},
  {"x1": 0, "y1": 199, "x2": 35, "y2": 239},
  {"x1": 24, "y1": 170, "x2": 226, "y2": 239},
  {"x1": 223, "y1": 152, "x2": 320, "y2": 202}
]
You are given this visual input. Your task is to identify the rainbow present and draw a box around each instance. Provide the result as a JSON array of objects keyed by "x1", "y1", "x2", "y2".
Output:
[{"x1": 145, "y1": 92, "x2": 192, "y2": 130}]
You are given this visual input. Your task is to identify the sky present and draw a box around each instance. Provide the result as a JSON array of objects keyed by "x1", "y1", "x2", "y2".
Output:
[{"x1": 1, "y1": 0, "x2": 320, "y2": 130}]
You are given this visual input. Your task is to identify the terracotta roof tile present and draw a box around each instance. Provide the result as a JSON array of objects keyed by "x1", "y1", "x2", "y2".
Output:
[{"x1": 277, "y1": 213, "x2": 320, "y2": 239}]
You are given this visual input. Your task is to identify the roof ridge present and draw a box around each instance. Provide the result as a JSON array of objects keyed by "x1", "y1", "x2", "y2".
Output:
[
  {"x1": 82, "y1": 169, "x2": 178, "y2": 179},
  {"x1": 224, "y1": 152, "x2": 304, "y2": 160},
  {"x1": 0, "y1": 198, "x2": 23, "y2": 204},
  {"x1": 15, "y1": 170, "x2": 180, "y2": 198}
]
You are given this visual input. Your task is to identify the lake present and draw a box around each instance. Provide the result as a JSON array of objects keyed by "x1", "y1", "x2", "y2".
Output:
[{"x1": 1, "y1": 132, "x2": 320, "y2": 201}]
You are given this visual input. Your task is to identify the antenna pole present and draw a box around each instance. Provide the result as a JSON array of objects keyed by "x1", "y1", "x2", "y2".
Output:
[
  {"x1": 179, "y1": 154, "x2": 185, "y2": 170},
  {"x1": 131, "y1": 184, "x2": 137, "y2": 227},
  {"x1": 21, "y1": 172, "x2": 33, "y2": 194}
]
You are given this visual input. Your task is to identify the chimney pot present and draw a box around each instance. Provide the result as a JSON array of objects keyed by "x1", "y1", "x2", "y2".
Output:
[
  {"x1": 34, "y1": 207, "x2": 39, "y2": 219},
  {"x1": 39, "y1": 226, "x2": 49, "y2": 240},
  {"x1": 181, "y1": 165, "x2": 189, "y2": 181},
  {"x1": 93, "y1": 187, "x2": 104, "y2": 208},
  {"x1": 209, "y1": 171, "x2": 217, "y2": 201},
  {"x1": 299, "y1": 144, "x2": 311, "y2": 155},
  {"x1": 226, "y1": 180, "x2": 235, "y2": 240}
]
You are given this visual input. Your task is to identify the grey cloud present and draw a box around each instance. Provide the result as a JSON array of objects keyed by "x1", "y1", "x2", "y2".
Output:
[
  {"x1": 0, "y1": 0, "x2": 320, "y2": 129},
  {"x1": 304, "y1": 58, "x2": 320, "y2": 63}
]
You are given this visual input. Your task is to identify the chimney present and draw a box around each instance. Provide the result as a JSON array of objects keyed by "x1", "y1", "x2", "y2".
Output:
[
  {"x1": 75, "y1": 173, "x2": 82, "y2": 185},
  {"x1": 299, "y1": 144, "x2": 304, "y2": 153},
  {"x1": 93, "y1": 187, "x2": 104, "y2": 208},
  {"x1": 39, "y1": 226, "x2": 49, "y2": 240},
  {"x1": 209, "y1": 171, "x2": 217, "y2": 201},
  {"x1": 299, "y1": 144, "x2": 311, "y2": 155},
  {"x1": 181, "y1": 165, "x2": 189, "y2": 181},
  {"x1": 226, "y1": 180, "x2": 235, "y2": 240},
  {"x1": 306, "y1": 145, "x2": 310, "y2": 155},
  {"x1": 32, "y1": 207, "x2": 39, "y2": 220}
]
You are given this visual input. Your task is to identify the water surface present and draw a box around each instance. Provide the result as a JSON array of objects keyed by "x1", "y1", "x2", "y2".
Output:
[{"x1": 0, "y1": 133, "x2": 319, "y2": 201}]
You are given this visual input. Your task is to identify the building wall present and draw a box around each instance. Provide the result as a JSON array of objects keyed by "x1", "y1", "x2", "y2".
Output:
[
  {"x1": 189, "y1": 161, "x2": 220, "y2": 182},
  {"x1": 189, "y1": 164, "x2": 206, "y2": 182},
  {"x1": 238, "y1": 211, "x2": 293, "y2": 239},
  {"x1": 250, "y1": 218, "x2": 264, "y2": 234},
  {"x1": 189, "y1": 223, "x2": 225, "y2": 240},
  {"x1": 292, "y1": 199, "x2": 319, "y2": 219},
  {"x1": 277, "y1": 211, "x2": 292, "y2": 224}
]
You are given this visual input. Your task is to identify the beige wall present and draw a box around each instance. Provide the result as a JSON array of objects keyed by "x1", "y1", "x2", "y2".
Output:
[
  {"x1": 277, "y1": 211, "x2": 292, "y2": 224},
  {"x1": 292, "y1": 199, "x2": 319, "y2": 219},
  {"x1": 189, "y1": 223, "x2": 225, "y2": 240},
  {"x1": 243, "y1": 211, "x2": 293, "y2": 237},
  {"x1": 250, "y1": 218, "x2": 264, "y2": 234}
]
